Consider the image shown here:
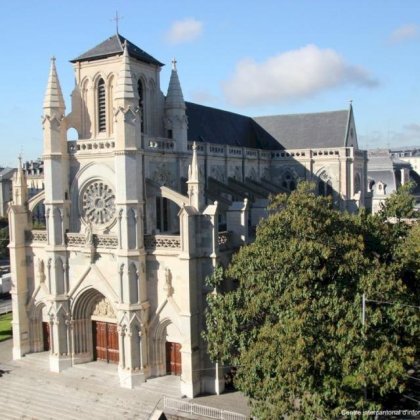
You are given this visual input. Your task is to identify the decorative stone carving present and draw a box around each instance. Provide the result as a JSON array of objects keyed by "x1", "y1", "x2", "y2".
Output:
[
  {"x1": 92, "y1": 297, "x2": 116, "y2": 318},
  {"x1": 211, "y1": 165, "x2": 226, "y2": 183},
  {"x1": 319, "y1": 169, "x2": 330, "y2": 182},
  {"x1": 164, "y1": 267, "x2": 174, "y2": 297},
  {"x1": 151, "y1": 163, "x2": 174, "y2": 187},
  {"x1": 38, "y1": 259, "x2": 46, "y2": 283},
  {"x1": 247, "y1": 167, "x2": 257, "y2": 180},
  {"x1": 81, "y1": 181, "x2": 115, "y2": 225}
]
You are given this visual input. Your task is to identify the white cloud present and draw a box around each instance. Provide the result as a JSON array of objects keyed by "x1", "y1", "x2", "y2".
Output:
[
  {"x1": 165, "y1": 18, "x2": 203, "y2": 45},
  {"x1": 388, "y1": 24, "x2": 419, "y2": 45},
  {"x1": 223, "y1": 44, "x2": 378, "y2": 107}
]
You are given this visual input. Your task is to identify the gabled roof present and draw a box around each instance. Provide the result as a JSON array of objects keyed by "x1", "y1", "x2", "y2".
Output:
[
  {"x1": 70, "y1": 34, "x2": 164, "y2": 66},
  {"x1": 185, "y1": 102, "x2": 281, "y2": 150},
  {"x1": 253, "y1": 109, "x2": 350, "y2": 149},
  {"x1": 0, "y1": 167, "x2": 16, "y2": 181}
]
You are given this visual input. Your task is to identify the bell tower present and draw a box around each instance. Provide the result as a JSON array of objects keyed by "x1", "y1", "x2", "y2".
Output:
[{"x1": 42, "y1": 57, "x2": 72, "y2": 372}]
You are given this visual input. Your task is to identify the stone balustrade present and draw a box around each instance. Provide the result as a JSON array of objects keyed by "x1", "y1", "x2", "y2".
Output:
[
  {"x1": 65, "y1": 137, "x2": 359, "y2": 164},
  {"x1": 145, "y1": 137, "x2": 175, "y2": 151},
  {"x1": 27, "y1": 230, "x2": 235, "y2": 251},
  {"x1": 26, "y1": 230, "x2": 47, "y2": 243},
  {"x1": 144, "y1": 234, "x2": 181, "y2": 250},
  {"x1": 68, "y1": 139, "x2": 115, "y2": 154}
]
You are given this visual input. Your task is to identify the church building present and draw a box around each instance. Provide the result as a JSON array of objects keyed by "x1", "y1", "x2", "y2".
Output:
[{"x1": 8, "y1": 34, "x2": 368, "y2": 397}]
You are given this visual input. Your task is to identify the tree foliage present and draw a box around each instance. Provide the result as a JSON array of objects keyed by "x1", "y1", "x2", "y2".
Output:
[
  {"x1": 379, "y1": 181, "x2": 416, "y2": 219},
  {"x1": 0, "y1": 218, "x2": 9, "y2": 260},
  {"x1": 203, "y1": 182, "x2": 419, "y2": 419}
]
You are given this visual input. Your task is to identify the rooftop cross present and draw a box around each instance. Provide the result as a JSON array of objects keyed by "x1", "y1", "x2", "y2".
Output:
[
  {"x1": 172, "y1": 58, "x2": 177, "y2": 71},
  {"x1": 111, "y1": 11, "x2": 123, "y2": 34}
]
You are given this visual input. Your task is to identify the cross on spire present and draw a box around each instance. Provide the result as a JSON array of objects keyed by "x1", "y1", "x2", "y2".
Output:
[
  {"x1": 172, "y1": 58, "x2": 177, "y2": 71},
  {"x1": 111, "y1": 11, "x2": 123, "y2": 34}
]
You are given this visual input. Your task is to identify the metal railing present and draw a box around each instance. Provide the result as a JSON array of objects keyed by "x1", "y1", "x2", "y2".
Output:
[
  {"x1": 163, "y1": 396, "x2": 248, "y2": 420},
  {"x1": 0, "y1": 302, "x2": 12, "y2": 315}
]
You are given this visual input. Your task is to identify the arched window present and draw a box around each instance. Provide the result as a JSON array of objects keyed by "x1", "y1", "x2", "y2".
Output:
[
  {"x1": 156, "y1": 197, "x2": 169, "y2": 232},
  {"x1": 354, "y1": 173, "x2": 361, "y2": 194},
  {"x1": 137, "y1": 79, "x2": 144, "y2": 133},
  {"x1": 281, "y1": 171, "x2": 296, "y2": 191},
  {"x1": 318, "y1": 179, "x2": 333, "y2": 197},
  {"x1": 97, "y1": 78, "x2": 106, "y2": 133}
]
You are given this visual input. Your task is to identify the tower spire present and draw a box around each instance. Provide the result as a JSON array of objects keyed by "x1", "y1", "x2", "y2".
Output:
[
  {"x1": 165, "y1": 58, "x2": 185, "y2": 110},
  {"x1": 43, "y1": 57, "x2": 65, "y2": 111},
  {"x1": 115, "y1": 41, "x2": 135, "y2": 101},
  {"x1": 13, "y1": 156, "x2": 27, "y2": 206},
  {"x1": 165, "y1": 58, "x2": 188, "y2": 151},
  {"x1": 187, "y1": 142, "x2": 204, "y2": 211}
]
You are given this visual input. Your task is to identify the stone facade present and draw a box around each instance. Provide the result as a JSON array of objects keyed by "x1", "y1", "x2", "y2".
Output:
[{"x1": 8, "y1": 34, "x2": 368, "y2": 397}]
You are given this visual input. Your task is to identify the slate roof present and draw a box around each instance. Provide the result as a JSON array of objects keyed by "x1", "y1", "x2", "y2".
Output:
[
  {"x1": 185, "y1": 102, "x2": 281, "y2": 150},
  {"x1": 368, "y1": 170, "x2": 396, "y2": 191},
  {"x1": 253, "y1": 110, "x2": 350, "y2": 149},
  {"x1": 70, "y1": 34, "x2": 163, "y2": 66},
  {"x1": 0, "y1": 167, "x2": 16, "y2": 181},
  {"x1": 186, "y1": 102, "x2": 352, "y2": 151}
]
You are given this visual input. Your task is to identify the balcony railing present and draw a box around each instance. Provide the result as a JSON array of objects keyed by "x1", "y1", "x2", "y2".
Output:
[{"x1": 144, "y1": 234, "x2": 181, "y2": 250}]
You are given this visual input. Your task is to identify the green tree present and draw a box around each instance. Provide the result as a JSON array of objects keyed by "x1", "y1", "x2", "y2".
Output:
[
  {"x1": 379, "y1": 181, "x2": 416, "y2": 219},
  {"x1": 203, "y1": 183, "x2": 419, "y2": 419},
  {"x1": 0, "y1": 218, "x2": 9, "y2": 260}
]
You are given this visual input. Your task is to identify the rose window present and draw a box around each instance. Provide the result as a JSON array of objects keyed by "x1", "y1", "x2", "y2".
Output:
[{"x1": 82, "y1": 181, "x2": 115, "y2": 225}]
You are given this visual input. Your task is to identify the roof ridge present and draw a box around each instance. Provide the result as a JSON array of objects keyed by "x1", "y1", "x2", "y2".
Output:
[
  {"x1": 70, "y1": 34, "x2": 163, "y2": 66},
  {"x1": 254, "y1": 109, "x2": 348, "y2": 119}
]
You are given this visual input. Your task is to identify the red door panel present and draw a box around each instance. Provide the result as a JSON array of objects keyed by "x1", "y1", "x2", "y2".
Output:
[
  {"x1": 107, "y1": 323, "x2": 119, "y2": 363},
  {"x1": 166, "y1": 342, "x2": 182, "y2": 375},
  {"x1": 92, "y1": 321, "x2": 119, "y2": 364},
  {"x1": 42, "y1": 322, "x2": 50, "y2": 351}
]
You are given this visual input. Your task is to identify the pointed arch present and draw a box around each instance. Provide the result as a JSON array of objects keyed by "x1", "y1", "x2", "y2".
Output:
[
  {"x1": 151, "y1": 317, "x2": 183, "y2": 377},
  {"x1": 107, "y1": 74, "x2": 115, "y2": 134},
  {"x1": 29, "y1": 301, "x2": 50, "y2": 353}
]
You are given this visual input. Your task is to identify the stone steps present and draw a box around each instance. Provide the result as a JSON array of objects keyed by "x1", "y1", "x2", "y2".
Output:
[
  {"x1": 0, "y1": 365, "x2": 159, "y2": 420},
  {"x1": 1, "y1": 350, "x2": 193, "y2": 420},
  {"x1": 142, "y1": 376, "x2": 183, "y2": 399}
]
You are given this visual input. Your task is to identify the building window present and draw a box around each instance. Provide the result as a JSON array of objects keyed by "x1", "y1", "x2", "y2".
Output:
[
  {"x1": 281, "y1": 171, "x2": 296, "y2": 191},
  {"x1": 354, "y1": 174, "x2": 361, "y2": 194},
  {"x1": 138, "y1": 79, "x2": 144, "y2": 133},
  {"x1": 156, "y1": 197, "x2": 169, "y2": 232},
  {"x1": 97, "y1": 79, "x2": 106, "y2": 133},
  {"x1": 318, "y1": 179, "x2": 333, "y2": 197}
]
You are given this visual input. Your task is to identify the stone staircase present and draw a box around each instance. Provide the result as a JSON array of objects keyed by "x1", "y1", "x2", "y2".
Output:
[{"x1": 0, "y1": 354, "x2": 183, "y2": 420}]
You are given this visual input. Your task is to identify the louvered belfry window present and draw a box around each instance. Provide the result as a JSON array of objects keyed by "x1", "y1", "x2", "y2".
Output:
[{"x1": 97, "y1": 79, "x2": 106, "y2": 132}]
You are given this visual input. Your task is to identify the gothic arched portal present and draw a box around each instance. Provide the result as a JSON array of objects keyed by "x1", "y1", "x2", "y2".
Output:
[{"x1": 72, "y1": 288, "x2": 118, "y2": 364}]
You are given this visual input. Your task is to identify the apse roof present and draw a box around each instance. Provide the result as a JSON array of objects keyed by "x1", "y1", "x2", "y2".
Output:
[{"x1": 70, "y1": 34, "x2": 164, "y2": 66}]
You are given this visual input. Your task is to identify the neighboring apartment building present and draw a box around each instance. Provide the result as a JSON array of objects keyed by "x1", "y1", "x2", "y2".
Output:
[
  {"x1": 390, "y1": 146, "x2": 420, "y2": 175},
  {"x1": 368, "y1": 148, "x2": 420, "y2": 213},
  {"x1": 9, "y1": 33, "x2": 368, "y2": 397}
]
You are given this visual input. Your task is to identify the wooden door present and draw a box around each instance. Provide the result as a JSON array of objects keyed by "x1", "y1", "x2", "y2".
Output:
[
  {"x1": 106, "y1": 323, "x2": 119, "y2": 363},
  {"x1": 166, "y1": 342, "x2": 182, "y2": 375},
  {"x1": 92, "y1": 321, "x2": 119, "y2": 364},
  {"x1": 42, "y1": 322, "x2": 50, "y2": 351}
]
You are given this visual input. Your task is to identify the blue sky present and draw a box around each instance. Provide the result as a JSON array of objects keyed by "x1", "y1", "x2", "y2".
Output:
[{"x1": 1, "y1": 0, "x2": 419, "y2": 166}]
